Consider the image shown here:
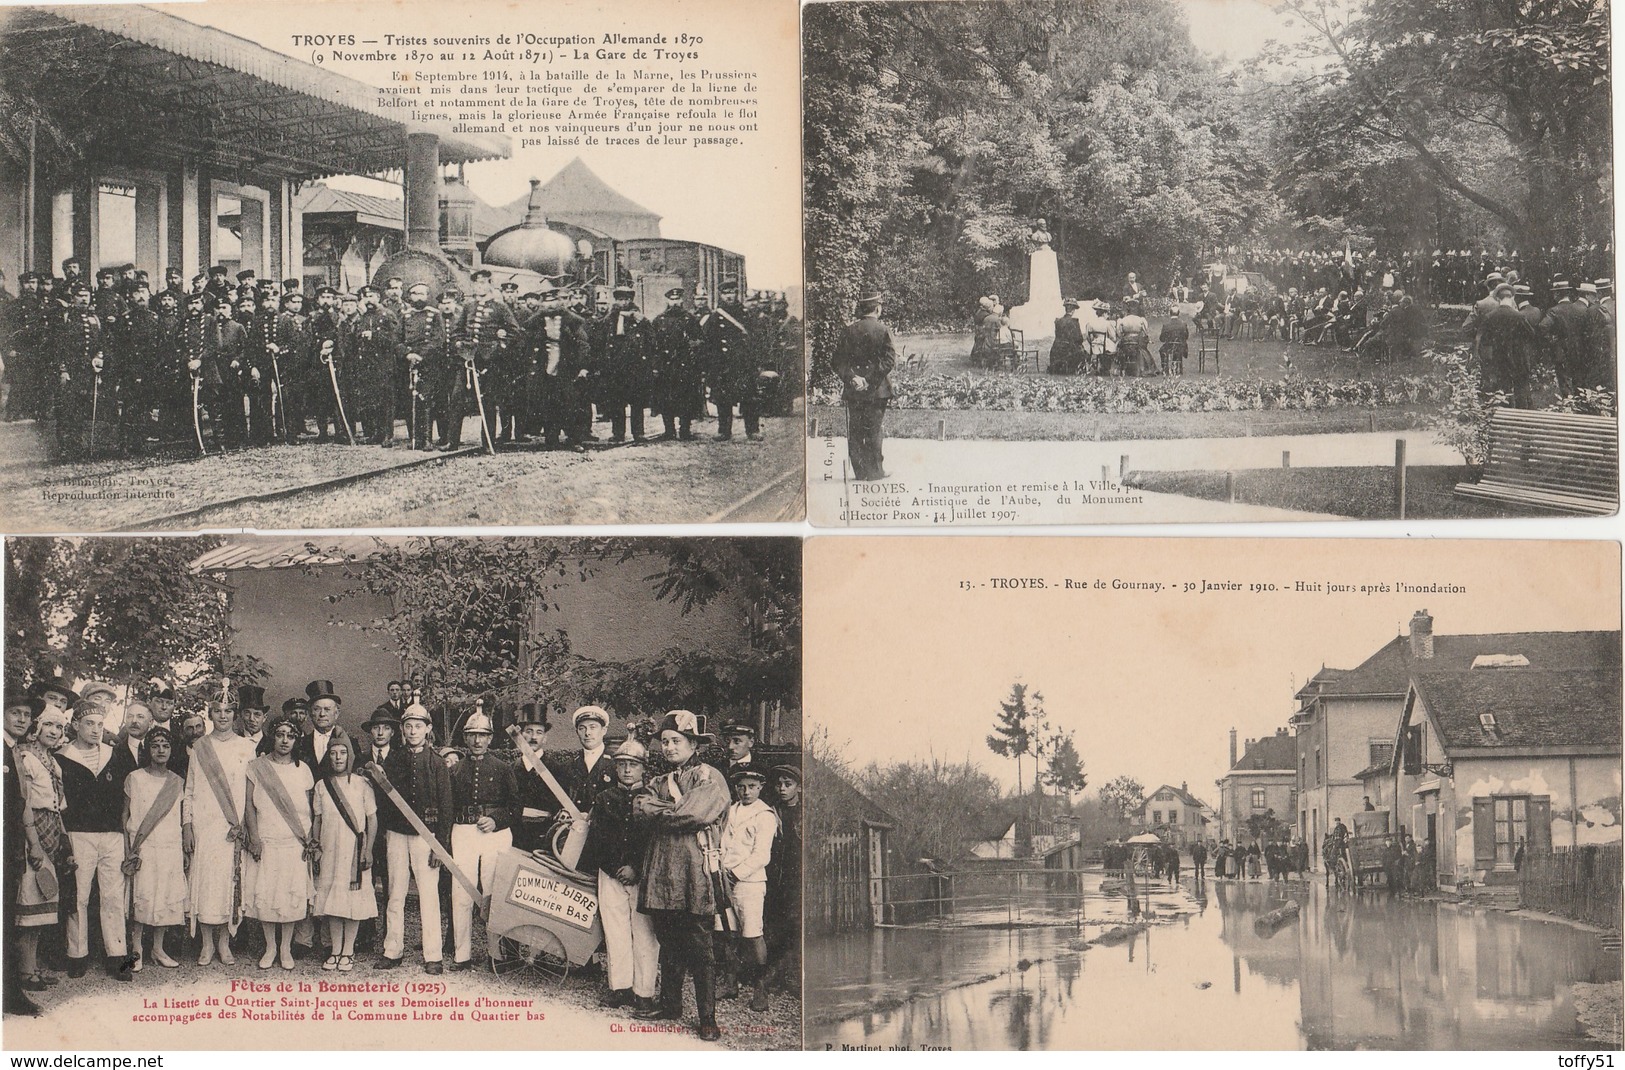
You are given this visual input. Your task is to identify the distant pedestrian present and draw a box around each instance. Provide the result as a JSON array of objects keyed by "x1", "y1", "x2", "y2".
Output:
[{"x1": 830, "y1": 292, "x2": 895, "y2": 482}]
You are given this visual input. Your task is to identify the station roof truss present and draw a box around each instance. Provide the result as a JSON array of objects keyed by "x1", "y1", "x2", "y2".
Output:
[{"x1": 1, "y1": 6, "x2": 508, "y2": 182}]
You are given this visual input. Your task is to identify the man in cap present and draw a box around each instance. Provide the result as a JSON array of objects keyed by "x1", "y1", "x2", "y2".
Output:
[
  {"x1": 297, "y1": 681, "x2": 347, "y2": 771},
  {"x1": 829, "y1": 291, "x2": 895, "y2": 480},
  {"x1": 591, "y1": 284, "x2": 651, "y2": 443},
  {"x1": 399, "y1": 283, "x2": 447, "y2": 450},
  {"x1": 52, "y1": 281, "x2": 104, "y2": 460},
  {"x1": 113, "y1": 279, "x2": 161, "y2": 454},
  {"x1": 304, "y1": 286, "x2": 347, "y2": 443},
  {"x1": 5, "y1": 271, "x2": 53, "y2": 421},
  {"x1": 272, "y1": 290, "x2": 312, "y2": 444},
  {"x1": 507, "y1": 702, "x2": 560, "y2": 855},
  {"x1": 522, "y1": 280, "x2": 592, "y2": 450},
  {"x1": 212, "y1": 294, "x2": 250, "y2": 449},
  {"x1": 560, "y1": 705, "x2": 616, "y2": 812},
  {"x1": 369, "y1": 700, "x2": 451, "y2": 973},
  {"x1": 764, "y1": 764, "x2": 802, "y2": 996},
  {"x1": 721, "y1": 721, "x2": 768, "y2": 796},
  {"x1": 649, "y1": 286, "x2": 704, "y2": 440},
  {"x1": 720, "y1": 767, "x2": 779, "y2": 1011},
  {"x1": 56, "y1": 700, "x2": 132, "y2": 980},
  {"x1": 447, "y1": 705, "x2": 517, "y2": 970},
  {"x1": 348, "y1": 287, "x2": 403, "y2": 445},
  {"x1": 576, "y1": 738, "x2": 658, "y2": 1011},
  {"x1": 455, "y1": 269, "x2": 518, "y2": 449},
  {"x1": 701, "y1": 278, "x2": 763, "y2": 441}
]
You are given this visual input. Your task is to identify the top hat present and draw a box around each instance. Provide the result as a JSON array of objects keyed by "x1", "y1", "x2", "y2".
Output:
[
  {"x1": 514, "y1": 701, "x2": 551, "y2": 729},
  {"x1": 305, "y1": 680, "x2": 341, "y2": 704},
  {"x1": 237, "y1": 685, "x2": 269, "y2": 712}
]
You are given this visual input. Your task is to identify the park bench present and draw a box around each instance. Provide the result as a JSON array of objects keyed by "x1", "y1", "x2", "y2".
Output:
[{"x1": 1453, "y1": 408, "x2": 1619, "y2": 516}]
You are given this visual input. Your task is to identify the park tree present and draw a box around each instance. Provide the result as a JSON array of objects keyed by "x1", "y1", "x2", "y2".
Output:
[
  {"x1": 1041, "y1": 731, "x2": 1089, "y2": 797},
  {"x1": 1099, "y1": 774, "x2": 1146, "y2": 822},
  {"x1": 4, "y1": 536, "x2": 251, "y2": 704},
  {"x1": 1268, "y1": 0, "x2": 1611, "y2": 252},
  {"x1": 987, "y1": 681, "x2": 1040, "y2": 791}
]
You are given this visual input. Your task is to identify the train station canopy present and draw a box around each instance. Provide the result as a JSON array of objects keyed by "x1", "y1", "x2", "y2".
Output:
[{"x1": 1, "y1": 5, "x2": 508, "y2": 180}]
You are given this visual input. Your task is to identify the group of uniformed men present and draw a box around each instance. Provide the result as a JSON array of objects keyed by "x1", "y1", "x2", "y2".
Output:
[
  {"x1": 4, "y1": 675, "x2": 801, "y2": 1043},
  {"x1": 0, "y1": 259, "x2": 796, "y2": 461}
]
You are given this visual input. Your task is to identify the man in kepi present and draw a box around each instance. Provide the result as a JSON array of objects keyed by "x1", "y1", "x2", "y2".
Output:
[
  {"x1": 830, "y1": 291, "x2": 895, "y2": 481},
  {"x1": 560, "y1": 705, "x2": 615, "y2": 812}
]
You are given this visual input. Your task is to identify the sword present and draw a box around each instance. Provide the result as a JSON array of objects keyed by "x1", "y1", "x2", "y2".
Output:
[
  {"x1": 90, "y1": 372, "x2": 100, "y2": 428},
  {"x1": 465, "y1": 353, "x2": 496, "y2": 455},
  {"x1": 190, "y1": 371, "x2": 207, "y2": 455},
  {"x1": 323, "y1": 341, "x2": 356, "y2": 446},
  {"x1": 269, "y1": 345, "x2": 287, "y2": 442},
  {"x1": 409, "y1": 365, "x2": 422, "y2": 450},
  {"x1": 362, "y1": 760, "x2": 486, "y2": 906}
]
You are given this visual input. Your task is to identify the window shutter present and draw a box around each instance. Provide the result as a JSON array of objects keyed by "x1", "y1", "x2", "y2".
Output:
[
  {"x1": 1473, "y1": 798, "x2": 1495, "y2": 864},
  {"x1": 1528, "y1": 797, "x2": 1552, "y2": 853},
  {"x1": 1403, "y1": 725, "x2": 1423, "y2": 775}
]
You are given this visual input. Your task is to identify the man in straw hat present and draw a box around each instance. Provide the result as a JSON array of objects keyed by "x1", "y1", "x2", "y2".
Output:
[
  {"x1": 447, "y1": 704, "x2": 516, "y2": 971},
  {"x1": 633, "y1": 711, "x2": 728, "y2": 1041},
  {"x1": 578, "y1": 737, "x2": 659, "y2": 1011}
]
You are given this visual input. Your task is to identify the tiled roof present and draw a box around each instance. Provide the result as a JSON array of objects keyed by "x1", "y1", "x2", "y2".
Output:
[
  {"x1": 1413, "y1": 668, "x2": 1623, "y2": 752},
  {"x1": 1228, "y1": 730, "x2": 1296, "y2": 773},
  {"x1": 1314, "y1": 631, "x2": 1622, "y2": 697}
]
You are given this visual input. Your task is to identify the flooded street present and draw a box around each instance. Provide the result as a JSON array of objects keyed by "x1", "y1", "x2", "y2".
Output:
[{"x1": 807, "y1": 871, "x2": 1621, "y2": 1050}]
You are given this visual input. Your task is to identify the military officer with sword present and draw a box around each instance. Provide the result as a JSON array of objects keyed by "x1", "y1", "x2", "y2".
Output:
[
  {"x1": 273, "y1": 291, "x2": 311, "y2": 444},
  {"x1": 400, "y1": 283, "x2": 444, "y2": 452},
  {"x1": 633, "y1": 710, "x2": 730, "y2": 1042},
  {"x1": 455, "y1": 269, "x2": 516, "y2": 455},
  {"x1": 180, "y1": 290, "x2": 218, "y2": 454},
  {"x1": 306, "y1": 287, "x2": 352, "y2": 445}
]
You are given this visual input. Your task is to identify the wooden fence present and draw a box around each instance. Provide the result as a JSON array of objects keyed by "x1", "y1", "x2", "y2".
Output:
[{"x1": 1519, "y1": 844, "x2": 1622, "y2": 929}]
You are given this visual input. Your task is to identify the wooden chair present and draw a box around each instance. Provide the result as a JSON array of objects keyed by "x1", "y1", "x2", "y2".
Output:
[
  {"x1": 1006, "y1": 328, "x2": 1041, "y2": 373},
  {"x1": 1196, "y1": 328, "x2": 1220, "y2": 374},
  {"x1": 1454, "y1": 408, "x2": 1619, "y2": 515}
]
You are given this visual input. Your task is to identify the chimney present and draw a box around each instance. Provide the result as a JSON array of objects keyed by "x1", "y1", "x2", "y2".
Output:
[
  {"x1": 1409, "y1": 609, "x2": 1434, "y2": 660},
  {"x1": 1181, "y1": 780, "x2": 1188, "y2": 793},
  {"x1": 1229, "y1": 728, "x2": 1238, "y2": 768}
]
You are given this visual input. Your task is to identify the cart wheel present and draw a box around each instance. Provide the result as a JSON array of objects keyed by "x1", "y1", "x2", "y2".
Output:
[{"x1": 491, "y1": 928, "x2": 571, "y2": 984}]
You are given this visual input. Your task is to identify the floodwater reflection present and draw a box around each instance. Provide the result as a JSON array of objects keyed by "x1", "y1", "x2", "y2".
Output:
[{"x1": 806, "y1": 872, "x2": 1619, "y2": 1050}]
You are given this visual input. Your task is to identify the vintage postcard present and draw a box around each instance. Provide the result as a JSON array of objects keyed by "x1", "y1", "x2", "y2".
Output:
[
  {"x1": 803, "y1": 0, "x2": 1617, "y2": 526},
  {"x1": 805, "y1": 536, "x2": 1621, "y2": 1049},
  {"x1": 3, "y1": 534, "x2": 802, "y2": 1049},
  {"x1": 0, "y1": 0, "x2": 803, "y2": 531}
]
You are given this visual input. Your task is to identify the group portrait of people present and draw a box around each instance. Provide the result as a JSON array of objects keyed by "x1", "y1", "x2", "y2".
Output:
[
  {"x1": 3, "y1": 674, "x2": 802, "y2": 1043},
  {"x1": 0, "y1": 260, "x2": 800, "y2": 462}
]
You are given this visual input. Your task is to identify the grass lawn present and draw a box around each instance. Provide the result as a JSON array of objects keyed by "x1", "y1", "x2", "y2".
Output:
[
  {"x1": 808, "y1": 403, "x2": 1432, "y2": 442},
  {"x1": 1126, "y1": 465, "x2": 1558, "y2": 519}
]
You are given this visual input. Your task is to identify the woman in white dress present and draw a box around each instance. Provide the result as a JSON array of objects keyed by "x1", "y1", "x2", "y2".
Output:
[
  {"x1": 313, "y1": 736, "x2": 377, "y2": 972},
  {"x1": 184, "y1": 699, "x2": 256, "y2": 966},
  {"x1": 243, "y1": 714, "x2": 317, "y2": 970},
  {"x1": 122, "y1": 726, "x2": 187, "y2": 970}
]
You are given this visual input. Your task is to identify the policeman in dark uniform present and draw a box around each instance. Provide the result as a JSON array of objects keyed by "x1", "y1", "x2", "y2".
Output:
[
  {"x1": 592, "y1": 285, "x2": 650, "y2": 442},
  {"x1": 702, "y1": 278, "x2": 762, "y2": 441},
  {"x1": 8, "y1": 272, "x2": 54, "y2": 421},
  {"x1": 273, "y1": 291, "x2": 311, "y2": 443},
  {"x1": 649, "y1": 286, "x2": 704, "y2": 440},
  {"x1": 431, "y1": 290, "x2": 464, "y2": 449},
  {"x1": 523, "y1": 280, "x2": 591, "y2": 450},
  {"x1": 117, "y1": 281, "x2": 161, "y2": 454},
  {"x1": 348, "y1": 286, "x2": 402, "y2": 445},
  {"x1": 399, "y1": 283, "x2": 444, "y2": 451},
  {"x1": 178, "y1": 290, "x2": 219, "y2": 447},
  {"x1": 829, "y1": 291, "x2": 895, "y2": 480},
  {"x1": 53, "y1": 283, "x2": 103, "y2": 459},
  {"x1": 456, "y1": 269, "x2": 518, "y2": 448},
  {"x1": 242, "y1": 290, "x2": 280, "y2": 446},
  {"x1": 305, "y1": 287, "x2": 345, "y2": 443}
]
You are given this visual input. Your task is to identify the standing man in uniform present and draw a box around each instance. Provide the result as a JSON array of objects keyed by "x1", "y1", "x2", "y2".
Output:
[
  {"x1": 577, "y1": 738, "x2": 658, "y2": 1011},
  {"x1": 53, "y1": 283, "x2": 104, "y2": 460},
  {"x1": 429, "y1": 290, "x2": 464, "y2": 449},
  {"x1": 399, "y1": 283, "x2": 444, "y2": 451},
  {"x1": 350, "y1": 287, "x2": 402, "y2": 445},
  {"x1": 56, "y1": 702, "x2": 131, "y2": 981},
  {"x1": 649, "y1": 286, "x2": 704, "y2": 440},
  {"x1": 592, "y1": 285, "x2": 650, "y2": 443},
  {"x1": 446, "y1": 709, "x2": 516, "y2": 971},
  {"x1": 455, "y1": 269, "x2": 518, "y2": 450},
  {"x1": 116, "y1": 280, "x2": 161, "y2": 455},
  {"x1": 829, "y1": 291, "x2": 895, "y2": 481},
  {"x1": 369, "y1": 703, "x2": 451, "y2": 974},
  {"x1": 273, "y1": 290, "x2": 312, "y2": 444},
  {"x1": 702, "y1": 278, "x2": 762, "y2": 441},
  {"x1": 559, "y1": 706, "x2": 616, "y2": 813},
  {"x1": 524, "y1": 281, "x2": 591, "y2": 451},
  {"x1": 305, "y1": 287, "x2": 346, "y2": 443}
]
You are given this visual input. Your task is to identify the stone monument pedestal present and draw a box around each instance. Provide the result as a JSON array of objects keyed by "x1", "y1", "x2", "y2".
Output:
[{"x1": 1008, "y1": 245, "x2": 1063, "y2": 340}]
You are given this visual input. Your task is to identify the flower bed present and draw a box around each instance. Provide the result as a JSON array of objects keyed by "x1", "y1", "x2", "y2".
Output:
[{"x1": 811, "y1": 370, "x2": 1450, "y2": 414}]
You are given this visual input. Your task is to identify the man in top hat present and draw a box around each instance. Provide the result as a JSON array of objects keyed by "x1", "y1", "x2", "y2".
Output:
[
  {"x1": 369, "y1": 700, "x2": 451, "y2": 973},
  {"x1": 591, "y1": 284, "x2": 651, "y2": 443},
  {"x1": 649, "y1": 285, "x2": 704, "y2": 440},
  {"x1": 830, "y1": 291, "x2": 895, "y2": 480},
  {"x1": 701, "y1": 278, "x2": 763, "y2": 441},
  {"x1": 297, "y1": 681, "x2": 347, "y2": 771},
  {"x1": 447, "y1": 706, "x2": 517, "y2": 970},
  {"x1": 56, "y1": 700, "x2": 132, "y2": 980},
  {"x1": 560, "y1": 705, "x2": 616, "y2": 812},
  {"x1": 577, "y1": 738, "x2": 658, "y2": 1011},
  {"x1": 508, "y1": 702, "x2": 560, "y2": 855},
  {"x1": 235, "y1": 686, "x2": 270, "y2": 747},
  {"x1": 720, "y1": 766, "x2": 779, "y2": 1011},
  {"x1": 456, "y1": 269, "x2": 518, "y2": 449}
]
